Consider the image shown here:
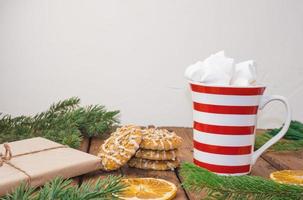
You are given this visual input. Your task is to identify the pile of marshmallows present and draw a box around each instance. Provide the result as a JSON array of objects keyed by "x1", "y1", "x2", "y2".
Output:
[{"x1": 184, "y1": 51, "x2": 257, "y2": 86}]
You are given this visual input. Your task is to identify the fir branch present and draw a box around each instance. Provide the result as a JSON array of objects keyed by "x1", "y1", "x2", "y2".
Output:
[
  {"x1": 268, "y1": 124, "x2": 303, "y2": 141},
  {"x1": 255, "y1": 132, "x2": 272, "y2": 150},
  {"x1": 1, "y1": 176, "x2": 126, "y2": 200},
  {"x1": 255, "y1": 134, "x2": 303, "y2": 151},
  {"x1": 76, "y1": 105, "x2": 120, "y2": 137},
  {"x1": 36, "y1": 177, "x2": 72, "y2": 199},
  {"x1": 75, "y1": 175, "x2": 126, "y2": 200},
  {"x1": 255, "y1": 120, "x2": 303, "y2": 152},
  {"x1": 180, "y1": 162, "x2": 303, "y2": 200},
  {"x1": 0, "y1": 97, "x2": 119, "y2": 148},
  {"x1": 48, "y1": 97, "x2": 80, "y2": 114}
]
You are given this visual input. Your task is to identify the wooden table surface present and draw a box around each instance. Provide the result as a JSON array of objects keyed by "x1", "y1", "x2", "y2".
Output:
[{"x1": 77, "y1": 127, "x2": 303, "y2": 200}]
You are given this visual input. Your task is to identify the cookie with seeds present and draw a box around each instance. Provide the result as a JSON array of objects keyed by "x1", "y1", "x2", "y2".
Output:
[
  {"x1": 140, "y1": 128, "x2": 182, "y2": 150},
  {"x1": 128, "y1": 157, "x2": 180, "y2": 171},
  {"x1": 135, "y1": 149, "x2": 178, "y2": 161},
  {"x1": 98, "y1": 125, "x2": 142, "y2": 171}
]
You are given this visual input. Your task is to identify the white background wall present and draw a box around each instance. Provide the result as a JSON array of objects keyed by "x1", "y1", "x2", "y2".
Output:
[{"x1": 0, "y1": 0, "x2": 303, "y2": 128}]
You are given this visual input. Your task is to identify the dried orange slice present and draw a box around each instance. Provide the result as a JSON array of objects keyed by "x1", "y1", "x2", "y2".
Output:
[
  {"x1": 118, "y1": 178, "x2": 177, "y2": 200},
  {"x1": 270, "y1": 170, "x2": 303, "y2": 185}
]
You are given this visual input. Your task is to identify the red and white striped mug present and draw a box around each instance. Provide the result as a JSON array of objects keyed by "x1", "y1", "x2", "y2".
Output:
[{"x1": 189, "y1": 81, "x2": 291, "y2": 175}]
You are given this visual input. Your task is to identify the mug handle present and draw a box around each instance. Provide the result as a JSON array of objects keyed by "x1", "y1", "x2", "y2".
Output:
[{"x1": 252, "y1": 95, "x2": 291, "y2": 164}]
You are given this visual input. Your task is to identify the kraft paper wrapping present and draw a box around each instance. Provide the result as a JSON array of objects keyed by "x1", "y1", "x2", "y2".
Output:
[{"x1": 0, "y1": 137, "x2": 102, "y2": 196}]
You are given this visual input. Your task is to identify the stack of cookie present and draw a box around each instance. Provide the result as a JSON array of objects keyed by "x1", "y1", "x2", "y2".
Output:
[
  {"x1": 98, "y1": 125, "x2": 143, "y2": 171},
  {"x1": 128, "y1": 128, "x2": 182, "y2": 171},
  {"x1": 98, "y1": 125, "x2": 183, "y2": 171}
]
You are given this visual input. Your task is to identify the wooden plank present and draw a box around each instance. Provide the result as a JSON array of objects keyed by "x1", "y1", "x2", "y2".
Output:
[
  {"x1": 250, "y1": 157, "x2": 277, "y2": 178},
  {"x1": 262, "y1": 150, "x2": 303, "y2": 170},
  {"x1": 82, "y1": 169, "x2": 122, "y2": 183},
  {"x1": 165, "y1": 127, "x2": 204, "y2": 200},
  {"x1": 88, "y1": 137, "x2": 102, "y2": 155},
  {"x1": 256, "y1": 126, "x2": 303, "y2": 170},
  {"x1": 79, "y1": 137, "x2": 90, "y2": 152},
  {"x1": 81, "y1": 127, "x2": 300, "y2": 200},
  {"x1": 255, "y1": 128, "x2": 303, "y2": 170},
  {"x1": 82, "y1": 137, "x2": 122, "y2": 184},
  {"x1": 255, "y1": 129, "x2": 267, "y2": 136}
]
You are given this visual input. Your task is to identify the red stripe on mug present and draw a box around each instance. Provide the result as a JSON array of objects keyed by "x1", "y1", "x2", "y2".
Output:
[
  {"x1": 193, "y1": 159, "x2": 250, "y2": 174},
  {"x1": 190, "y1": 84, "x2": 265, "y2": 96},
  {"x1": 194, "y1": 141, "x2": 252, "y2": 155},
  {"x1": 193, "y1": 102, "x2": 258, "y2": 115},
  {"x1": 194, "y1": 121, "x2": 255, "y2": 135}
]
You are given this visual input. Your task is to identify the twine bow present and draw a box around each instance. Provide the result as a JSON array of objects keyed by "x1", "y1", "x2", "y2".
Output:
[
  {"x1": 0, "y1": 143, "x2": 12, "y2": 167},
  {"x1": 0, "y1": 141, "x2": 68, "y2": 185}
]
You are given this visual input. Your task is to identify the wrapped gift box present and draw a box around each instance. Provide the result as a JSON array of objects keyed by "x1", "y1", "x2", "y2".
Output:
[{"x1": 0, "y1": 137, "x2": 102, "y2": 196}]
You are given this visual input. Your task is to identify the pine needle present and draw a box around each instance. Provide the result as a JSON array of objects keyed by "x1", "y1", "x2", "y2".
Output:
[
  {"x1": 1, "y1": 176, "x2": 126, "y2": 200},
  {"x1": 255, "y1": 120, "x2": 303, "y2": 152},
  {"x1": 0, "y1": 97, "x2": 119, "y2": 148},
  {"x1": 180, "y1": 162, "x2": 303, "y2": 200}
]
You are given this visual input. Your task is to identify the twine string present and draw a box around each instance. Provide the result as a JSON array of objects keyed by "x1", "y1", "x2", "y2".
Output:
[
  {"x1": 0, "y1": 143, "x2": 68, "y2": 184},
  {"x1": 3, "y1": 143, "x2": 12, "y2": 160},
  {"x1": 0, "y1": 143, "x2": 12, "y2": 167}
]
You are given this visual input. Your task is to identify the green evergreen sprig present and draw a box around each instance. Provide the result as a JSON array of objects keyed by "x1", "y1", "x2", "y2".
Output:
[
  {"x1": 180, "y1": 162, "x2": 303, "y2": 200},
  {"x1": 267, "y1": 120, "x2": 303, "y2": 140},
  {"x1": 255, "y1": 120, "x2": 303, "y2": 151},
  {"x1": 0, "y1": 97, "x2": 119, "y2": 148},
  {"x1": 1, "y1": 176, "x2": 126, "y2": 200}
]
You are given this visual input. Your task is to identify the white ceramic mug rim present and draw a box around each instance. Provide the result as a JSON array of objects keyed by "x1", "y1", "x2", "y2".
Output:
[{"x1": 188, "y1": 80, "x2": 266, "y2": 89}]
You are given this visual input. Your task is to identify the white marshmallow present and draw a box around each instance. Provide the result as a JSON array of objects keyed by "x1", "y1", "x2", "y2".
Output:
[
  {"x1": 184, "y1": 61, "x2": 203, "y2": 81},
  {"x1": 204, "y1": 51, "x2": 234, "y2": 76},
  {"x1": 231, "y1": 60, "x2": 257, "y2": 86},
  {"x1": 184, "y1": 51, "x2": 234, "y2": 85},
  {"x1": 184, "y1": 51, "x2": 258, "y2": 86}
]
